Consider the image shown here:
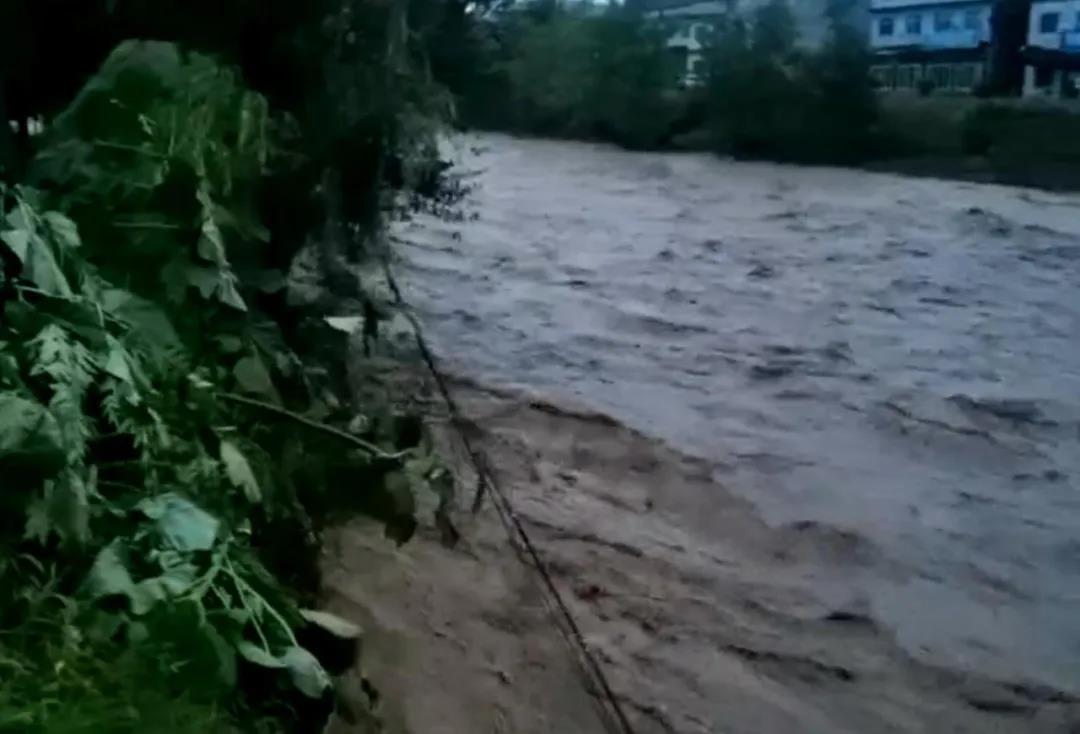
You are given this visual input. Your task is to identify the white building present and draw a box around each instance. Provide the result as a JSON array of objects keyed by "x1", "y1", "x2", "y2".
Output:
[
  {"x1": 1023, "y1": 0, "x2": 1080, "y2": 96},
  {"x1": 868, "y1": 0, "x2": 993, "y2": 92},
  {"x1": 643, "y1": 0, "x2": 729, "y2": 85}
]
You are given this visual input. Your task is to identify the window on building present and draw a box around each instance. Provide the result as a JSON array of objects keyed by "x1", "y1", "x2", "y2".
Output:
[
  {"x1": 963, "y1": 8, "x2": 980, "y2": 30},
  {"x1": 879, "y1": 16, "x2": 895, "y2": 36},
  {"x1": 934, "y1": 10, "x2": 954, "y2": 31},
  {"x1": 1040, "y1": 11, "x2": 1060, "y2": 33},
  {"x1": 906, "y1": 14, "x2": 922, "y2": 34}
]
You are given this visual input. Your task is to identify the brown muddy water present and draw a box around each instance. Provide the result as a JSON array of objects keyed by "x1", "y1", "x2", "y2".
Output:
[{"x1": 330, "y1": 133, "x2": 1080, "y2": 733}]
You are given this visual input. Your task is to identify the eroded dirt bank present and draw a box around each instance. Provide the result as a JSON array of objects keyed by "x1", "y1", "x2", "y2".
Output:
[
  {"x1": 324, "y1": 134, "x2": 1080, "y2": 733},
  {"x1": 323, "y1": 379, "x2": 1078, "y2": 733}
]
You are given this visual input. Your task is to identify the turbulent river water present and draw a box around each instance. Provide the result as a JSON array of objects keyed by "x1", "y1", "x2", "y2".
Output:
[{"x1": 388, "y1": 134, "x2": 1080, "y2": 725}]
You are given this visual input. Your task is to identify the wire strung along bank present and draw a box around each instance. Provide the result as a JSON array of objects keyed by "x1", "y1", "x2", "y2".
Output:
[{"x1": 380, "y1": 258, "x2": 638, "y2": 734}]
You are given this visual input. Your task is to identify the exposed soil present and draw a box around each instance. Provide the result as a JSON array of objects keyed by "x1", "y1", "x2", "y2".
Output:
[{"x1": 323, "y1": 377, "x2": 1078, "y2": 734}]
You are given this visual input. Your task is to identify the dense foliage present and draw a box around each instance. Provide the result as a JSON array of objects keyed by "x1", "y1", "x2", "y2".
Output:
[
  {"x1": 450, "y1": 0, "x2": 878, "y2": 160},
  {"x1": 445, "y1": 0, "x2": 1079, "y2": 188},
  {"x1": 705, "y1": 0, "x2": 879, "y2": 163},
  {"x1": 0, "y1": 4, "x2": 455, "y2": 732},
  {"x1": 458, "y1": 4, "x2": 681, "y2": 149}
]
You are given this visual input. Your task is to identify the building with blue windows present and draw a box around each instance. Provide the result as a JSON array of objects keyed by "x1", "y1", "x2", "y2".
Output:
[
  {"x1": 868, "y1": 0, "x2": 993, "y2": 92},
  {"x1": 1023, "y1": 0, "x2": 1080, "y2": 96}
]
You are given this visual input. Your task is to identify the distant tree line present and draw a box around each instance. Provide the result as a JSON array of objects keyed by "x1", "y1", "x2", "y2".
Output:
[
  {"x1": 705, "y1": 0, "x2": 879, "y2": 162},
  {"x1": 442, "y1": 0, "x2": 882, "y2": 162},
  {"x1": 448, "y1": 1, "x2": 680, "y2": 149}
]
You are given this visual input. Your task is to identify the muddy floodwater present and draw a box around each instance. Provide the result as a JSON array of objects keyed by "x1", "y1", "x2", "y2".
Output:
[{"x1": 363, "y1": 134, "x2": 1080, "y2": 732}]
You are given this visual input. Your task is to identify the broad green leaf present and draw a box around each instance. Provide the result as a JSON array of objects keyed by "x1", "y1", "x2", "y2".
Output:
[
  {"x1": 236, "y1": 640, "x2": 287, "y2": 669},
  {"x1": 282, "y1": 646, "x2": 332, "y2": 698},
  {"x1": 204, "y1": 623, "x2": 238, "y2": 687},
  {"x1": 86, "y1": 540, "x2": 135, "y2": 600},
  {"x1": 101, "y1": 289, "x2": 182, "y2": 359},
  {"x1": 185, "y1": 266, "x2": 247, "y2": 311},
  {"x1": 300, "y1": 609, "x2": 361, "y2": 640},
  {"x1": 14, "y1": 222, "x2": 73, "y2": 296},
  {"x1": 186, "y1": 265, "x2": 220, "y2": 299},
  {"x1": 157, "y1": 560, "x2": 198, "y2": 595},
  {"x1": 325, "y1": 316, "x2": 364, "y2": 334},
  {"x1": 128, "y1": 621, "x2": 150, "y2": 643},
  {"x1": 224, "y1": 607, "x2": 253, "y2": 627},
  {"x1": 138, "y1": 493, "x2": 219, "y2": 551},
  {"x1": 124, "y1": 559, "x2": 196, "y2": 614},
  {"x1": 43, "y1": 212, "x2": 80, "y2": 249},
  {"x1": 103, "y1": 337, "x2": 134, "y2": 384},
  {"x1": 217, "y1": 273, "x2": 247, "y2": 312},
  {"x1": 1, "y1": 230, "x2": 29, "y2": 263},
  {"x1": 196, "y1": 187, "x2": 227, "y2": 265},
  {"x1": 215, "y1": 335, "x2": 245, "y2": 354},
  {"x1": 220, "y1": 439, "x2": 261, "y2": 502},
  {"x1": 5, "y1": 206, "x2": 30, "y2": 232},
  {"x1": 233, "y1": 353, "x2": 280, "y2": 403},
  {"x1": 197, "y1": 213, "x2": 227, "y2": 265},
  {"x1": 48, "y1": 471, "x2": 90, "y2": 544},
  {"x1": 0, "y1": 351, "x2": 19, "y2": 387},
  {"x1": 0, "y1": 393, "x2": 66, "y2": 479},
  {"x1": 130, "y1": 577, "x2": 169, "y2": 615},
  {"x1": 30, "y1": 245, "x2": 73, "y2": 297},
  {"x1": 23, "y1": 497, "x2": 52, "y2": 543}
]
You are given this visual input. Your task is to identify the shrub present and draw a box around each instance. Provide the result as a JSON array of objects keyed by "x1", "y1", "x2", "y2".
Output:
[
  {"x1": 961, "y1": 103, "x2": 1080, "y2": 163},
  {"x1": 0, "y1": 34, "x2": 451, "y2": 734},
  {"x1": 462, "y1": 5, "x2": 680, "y2": 148}
]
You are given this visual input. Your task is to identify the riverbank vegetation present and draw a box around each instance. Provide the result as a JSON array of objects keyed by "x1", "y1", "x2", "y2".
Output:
[
  {"x1": 450, "y1": 0, "x2": 1080, "y2": 188},
  {"x1": 457, "y1": 3, "x2": 680, "y2": 149},
  {"x1": 0, "y1": 2, "x2": 459, "y2": 731},
  {"x1": 703, "y1": 0, "x2": 878, "y2": 163}
]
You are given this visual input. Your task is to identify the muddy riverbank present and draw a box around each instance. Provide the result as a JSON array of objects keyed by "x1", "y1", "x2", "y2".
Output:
[{"x1": 326, "y1": 133, "x2": 1080, "y2": 732}]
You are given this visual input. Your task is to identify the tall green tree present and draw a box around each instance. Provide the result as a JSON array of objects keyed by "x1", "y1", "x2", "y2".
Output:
[
  {"x1": 705, "y1": 0, "x2": 879, "y2": 162},
  {"x1": 489, "y1": 4, "x2": 677, "y2": 147}
]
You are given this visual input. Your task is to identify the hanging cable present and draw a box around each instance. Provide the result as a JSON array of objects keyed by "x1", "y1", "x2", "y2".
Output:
[{"x1": 380, "y1": 257, "x2": 637, "y2": 734}]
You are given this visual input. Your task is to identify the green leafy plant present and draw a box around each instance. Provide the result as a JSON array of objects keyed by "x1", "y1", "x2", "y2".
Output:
[{"x1": 0, "y1": 39, "x2": 451, "y2": 733}]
